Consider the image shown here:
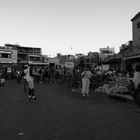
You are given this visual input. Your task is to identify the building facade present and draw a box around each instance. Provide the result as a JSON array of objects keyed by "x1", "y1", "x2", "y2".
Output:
[
  {"x1": 0, "y1": 46, "x2": 17, "y2": 64},
  {"x1": 120, "y1": 12, "x2": 140, "y2": 73},
  {"x1": 5, "y1": 44, "x2": 43, "y2": 65},
  {"x1": 56, "y1": 54, "x2": 75, "y2": 66},
  {"x1": 131, "y1": 12, "x2": 140, "y2": 54},
  {"x1": 99, "y1": 47, "x2": 115, "y2": 62}
]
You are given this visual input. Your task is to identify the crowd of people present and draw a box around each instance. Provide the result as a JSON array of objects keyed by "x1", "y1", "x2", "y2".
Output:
[{"x1": 1, "y1": 63, "x2": 140, "y2": 113}]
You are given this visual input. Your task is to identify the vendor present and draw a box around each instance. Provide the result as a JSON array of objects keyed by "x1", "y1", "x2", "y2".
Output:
[{"x1": 81, "y1": 67, "x2": 93, "y2": 98}]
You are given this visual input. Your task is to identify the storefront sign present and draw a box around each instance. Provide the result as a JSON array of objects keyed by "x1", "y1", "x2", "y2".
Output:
[
  {"x1": 65, "y1": 62, "x2": 74, "y2": 68},
  {"x1": 102, "y1": 64, "x2": 109, "y2": 71}
]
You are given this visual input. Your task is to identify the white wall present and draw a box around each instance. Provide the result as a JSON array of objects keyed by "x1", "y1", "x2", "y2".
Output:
[{"x1": 0, "y1": 49, "x2": 17, "y2": 63}]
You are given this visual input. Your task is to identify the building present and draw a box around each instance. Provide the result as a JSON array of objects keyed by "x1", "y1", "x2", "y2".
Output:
[
  {"x1": 75, "y1": 53, "x2": 85, "y2": 58},
  {"x1": 120, "y1": 12, "x2": 140, "y2": 72},
  {"x1": 0, "y1": 46, "x2": 18, "y2": 78},
  {"x1": 0, "y1": 46, "x2": 17, "y2": 64},
  {"x1": 99, "y1": 47, "x2": 115, "y2": 62},
  {"x1": 102, "y1": 53, "x2": 122, "y2": 72},
  {"x1": 100, "y1": 47, "x2": 115, "y2": 54},
  {"x1": 74, "y1": 52, "x2": 100, "y2": 69},
  {"x1": 47, "y1": 57, "x2": 59, "y2": 65},
  {"x1": 131, "y1": 12, "x2": 140, "y2": 53},
  {"x1": 56, "y1": 54, "x2": 75, "y2": 66},
  {"x1": 98, "y1": 46, "x2": 126, "y2": 72},
  {"x1": 119, "y1": 41, "x2": 133, "y2": 72},
  {"x1": 88, "y1": 52, "x2": 99, "y2": 63},
  {"x1": 5, "y1": 44, "x2": 43, "y2": 65},
  {"x1": 99, "y1": 12, "x2": 140, "y2": 73}
]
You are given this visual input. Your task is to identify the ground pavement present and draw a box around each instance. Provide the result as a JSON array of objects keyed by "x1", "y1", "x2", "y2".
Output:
[{"x1": 0, "y1": 80, "x2": 140, "y2": 140}]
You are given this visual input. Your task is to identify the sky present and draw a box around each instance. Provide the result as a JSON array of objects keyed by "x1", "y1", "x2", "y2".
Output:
[{"x1": 0, "y1": 0, "x2": 140, "y2": 57}]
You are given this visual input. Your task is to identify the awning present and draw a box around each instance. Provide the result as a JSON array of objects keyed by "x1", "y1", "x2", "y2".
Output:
[
  {"x1": 0, "y1": 61, "x2": 12, "y2": 63},
  {"x1": 29, "y1": 55, "x2": 41, "y2": 57},
  {"x1": 0, "y1": 51, "x2": 11, "y2": 54},
  {"x1": 124, "y1": 54, "x2": 140, "y2": 60},
  {"x1": 102, "y1": 57, "x2": 121, "y2": 64},
  {"x1": 29, "y1": 62, "x2": 49, "y2": 65}
]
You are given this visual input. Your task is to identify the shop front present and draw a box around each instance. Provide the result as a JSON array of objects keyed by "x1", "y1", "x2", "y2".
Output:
[
  {"x1": 102, "y1": 56, "x2": 122, "y2": 72},
  {"x1": 124, "y1": 54, "x2": 140, "y2": 74}
]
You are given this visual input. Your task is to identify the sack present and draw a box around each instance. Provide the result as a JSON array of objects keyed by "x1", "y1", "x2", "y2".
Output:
[{"x1": 0, "y1": 78, "x2": 5, "y2": 86}]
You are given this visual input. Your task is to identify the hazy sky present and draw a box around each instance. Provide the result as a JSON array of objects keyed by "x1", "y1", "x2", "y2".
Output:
[{"x1": 0, "y1": 0, "x2": 140, "y2": 57}]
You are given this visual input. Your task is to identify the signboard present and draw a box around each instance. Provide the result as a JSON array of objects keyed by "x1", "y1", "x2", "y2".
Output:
[
  {"x1": 47, "y1": 58, "x2": 59, "y2": 65},
  {"x1": 102, "y1": 64, "x2": 109, "y2": 71},
  {"x1": 65, "y1": 62, "x2": 74, "y2": 68},
  {"x1": 7, "y1": 67, "x2": 12, "y2": 73}
]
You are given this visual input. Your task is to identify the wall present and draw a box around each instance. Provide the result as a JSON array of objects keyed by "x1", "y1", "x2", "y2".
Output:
[
  {"x1": 0, "y1": 49, "x2": 17, "y2": 63},
  {"x1": 132, "y1": 17, "x2": 140, "y2": 53}
]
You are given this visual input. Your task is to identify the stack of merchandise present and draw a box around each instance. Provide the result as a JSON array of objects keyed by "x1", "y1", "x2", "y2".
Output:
[{"x1": 94, "y1": 75, "x2": 133, "y2": 101}]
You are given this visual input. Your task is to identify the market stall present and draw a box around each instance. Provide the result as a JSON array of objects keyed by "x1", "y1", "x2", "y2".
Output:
[{"x1": 95, "y1": 73, "x2": 134, "y2": 101}]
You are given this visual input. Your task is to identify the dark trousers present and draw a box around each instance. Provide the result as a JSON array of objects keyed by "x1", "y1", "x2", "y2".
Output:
[
  {"x1": 24, "y1": 79, "x2": 28, "y2": 92},
  {"x1": 28, "y1": 88, "x2": 35, "y2": 97}
]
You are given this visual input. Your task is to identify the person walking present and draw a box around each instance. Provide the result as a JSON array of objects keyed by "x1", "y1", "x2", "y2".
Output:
[
  {"x1": 133, "y1": 63, "x2": 140, "y2": 113},
  {"x1": 81, "y1": 67, "x2": 93, "y2": 98}
]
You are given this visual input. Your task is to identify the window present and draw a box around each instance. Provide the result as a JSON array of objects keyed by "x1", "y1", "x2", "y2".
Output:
[
  {"x1": 8, "y1": 54, "x2": 11, "y2": 58},
  {"x1": 85, "y1": 58, "x2": 90, "y2": 63},
  {"x1": 1, "y1": 53, "x2": 11, "y2": 58},
  {"x1": 137, "y1": 22, "x2": 140, "y2": 28},
  {"x1": 30, "y1": 56, "x2": 41, "y2": 61}
]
